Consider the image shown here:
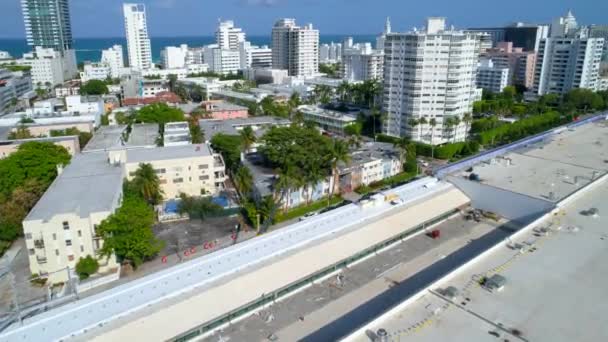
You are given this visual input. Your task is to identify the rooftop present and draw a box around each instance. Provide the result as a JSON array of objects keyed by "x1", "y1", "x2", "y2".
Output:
[
  {"x1": 199, "y1": 116, "x2": 291, "y2": 140},
  {"x1": 341, "y1": 142, "x2": 400, "y2": 170},
  {"x1": 126, "y1": 144, "x2": 212, "y2": 164},
  {"x1": 126, "y1": 124, "x2": 159, "y2": 148},
  {"x1": 454, "y1": 121, "x2": 608, "y2": 202},
  {"x1": 83, "y1": 125, "x2": 127, "y2": 152},
  {"x1": 25, "y1": 152, "x2": 124, "y2": 221},
  {"x1": 298, "y1": 105, "x2": 358, "y2": 123}
]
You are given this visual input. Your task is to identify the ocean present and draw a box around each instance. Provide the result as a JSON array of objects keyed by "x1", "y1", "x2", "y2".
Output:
[{"x1": 0, "y1": 35, "x2": 377, "y2": 64}]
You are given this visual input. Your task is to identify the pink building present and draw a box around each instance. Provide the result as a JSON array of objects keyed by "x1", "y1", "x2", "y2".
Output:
[
  {"x1": 483, "y1": 42, "x2": 537, "y2": 89},
  {"x1": 201, "y1": 101, "x2": 249, "y2": 120}
]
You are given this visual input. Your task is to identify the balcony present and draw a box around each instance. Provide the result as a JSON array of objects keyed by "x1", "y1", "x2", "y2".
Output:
[
  {"x1": 36, "y1": 256, "x2": 47, "y2": 264},
  {"x1": 34, "y1": 239, "x2": 45, "y2": 249}
]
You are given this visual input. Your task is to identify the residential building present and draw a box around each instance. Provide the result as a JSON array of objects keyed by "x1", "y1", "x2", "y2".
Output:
[
  {"x1": 80, "y1": 63, "x2": 111, "y2": 82},
  {"x1": 0, "y1": 51, "x2": 11, "y2": 60},
  {"x1": 320, "y1": 42, "x2": 342, "y2": 63},
  {"x1": 65, "y1": 95, "x2": 104, "y2": 115},
  {"x1": 239, "y1": 42, "x2": 272, "y2": 70},
  {"x1": 101, "y1": 45, "x2": 125, "y2": 78},
  {"x1": 376, "y1": 17, "x2": 392, "y2": 52},
  {"x1": 337, "y1": 142, "x2": 402, "y2": 193},
  {"x1": 14, "y1": 121, "x2": 94, "y2": 137},
  {"x1": 216, "y1": 20, "x2": 246, "y2": 50},
  {"x1": 54, "y1": 80, "x2": 80, "y2": 98},
  {"x1": 201, "y1": 101, "x2": 249, "y2": 120},
  {"x1": 203, "y1": 46, "x2": 241, "y2": 74},
  {"x1": 467, "y1": 23, "x2": 549, "y2": 52},
  {"x1": 476, "y1": 59, "x2": 510, "y2": 93},
  {"x1": 482, "y1": 42, "x2": 537, "y2": 89},
  {"x1": 598, "y1": 77, "x2": 608, "y2": 91},
  {"x1": 589, "y1": 25, "x2": 608, "y2": 62},
  {"x1": 23, "y1": 143, "x2": 226, "y2": 282},
  {"x1": 141, "y1": 65, "x2": 209, "y2": 80},
  {"x1": 141, "y1": 79, "x2": 170, "y2": 98},
  {"x1": 199, "y1": 116, "x2": 291, "y2": 144},
  {"x1": 298, "y1": 105, "x2": 358, "y2": 135},
  {"x1": 341, "y1": 41, "x2": 384, "y2": 82},
  {"x1": 0, "y1": 135, "x2": 80, "y2": 159},
  {"x1": 0, "y1": 69, "x2": 32, "y2": 114},
  {"x1": 383, "y1": 17, "x2": 480, "y2": 144},
  {"x1": 123, "y1": 3, "x2": 152, "y2": 70},
  {"x1": 161, "y1": 44, "x2": 189, "y2": 69},
  {"x1": 272, "y1": 19, "x2": 319, "y2": 77},
  {"x1": 244, "y1": 68, "x2": 289, "y2": 85},
  {"x1": 19, "y1": 47, "x2": 73, "y2": 87},
  {"x1": 532, "y1": 14, "x2": 604, "y2": 95}
]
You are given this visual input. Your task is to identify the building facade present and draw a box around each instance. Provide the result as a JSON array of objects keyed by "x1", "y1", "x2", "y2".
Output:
[
  {"x1": 239, "y1": 42, "x2": 272, "y2": 70},
  {"x1": 20, "y1": 0, "x2": 73, "y2": 52},
  {"x1": 342, "y1": 41, "x2": 384, "y2": 82},
  {"x1": 204, "y1": 47, "x2": 240, "y2": 75},
  {"x1": 476, "y1": 59, "x2": 510, "y2": 93},
  {"x1": 19, "y1": 47, "x2": 71, "y2": 86},
  {"x1": 101, "y1": 45, "x2": 125, "y2": 78},
  {"x1": 216, "y1": 20, "x2": 246, "y2": 50},
  {"x1": 161, "y1": 44, "x2": 189, "y2": 69},
  {"x1": 482, "y1": 42, "x2": 537, "y2": 89},
  {"x1": 80, "y1": 63, "x2": 111, "y2": 82},
  {"x1": 383, "y1": 18, "x2": 480, "y2": 144},
  {"x1": 0, "y1": 69, "x2": 32, "y2": 114},
  {"x1": 123, "y1": 3, "x2": 152, "y2": 70},
  {"x1": 272, "y1": 19, "x2": 319, "y2": 77}
]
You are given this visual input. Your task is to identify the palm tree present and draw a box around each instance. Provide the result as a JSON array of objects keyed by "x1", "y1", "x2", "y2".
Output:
[
  {"x1": 348, "y1": 133, "x2": 363, "y2": 149},
  {"x1": 443, "y1": 117, "x2": 455, "y2": 144},
  {"x1": 240, "y1": 126, "x2": 256, "y2": 153},
  {"x1": 234, "y1": 166, "x2": 254, "y2": 197},
  {"x1": 429, "y1": 118, "x2": 438, "y2": 159},
  {"x1": 133, "y1": 163, "x2": 164, "y2": 205},
  {"x1": 408, "y1": 118, "x2": 419, "y2": 140},
  {"x1": 452, "y1": 117, "x2": 461, "y2": 143},
  {"x1": 418, "y1": 117, "x2": 428, "y2": 141},
  {"x1": 394, "y1": 137, "x2": 410, "y2": 165},
  {"x1": 370, "y1": 106, "x2": 381, "y2": 139},
  {"x1": 288, "y1": 93, "x2": 302, "y2": 113},
  {"x1": 328, "y1": 140, "x2": 351, "y2": 205},
  {"x1": 303, "y1": 166, "x2": 324, "y2": 205},
  {"x1": 337, "y1": 81, "x2": 350, "y2": 104}
]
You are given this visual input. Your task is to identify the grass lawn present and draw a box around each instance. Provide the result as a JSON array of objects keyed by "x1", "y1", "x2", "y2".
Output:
[
  {"x1": 355, "y1": 172, "x2": 418, "y2": 195},
  {"x1": 275, "y1": 196, "x2": 344, "y2": 223}
]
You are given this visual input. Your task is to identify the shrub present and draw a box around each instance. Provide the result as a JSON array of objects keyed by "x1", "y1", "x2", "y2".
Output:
[{"x1": 76, "y1": 255, "x2": 99, "y2": 280}]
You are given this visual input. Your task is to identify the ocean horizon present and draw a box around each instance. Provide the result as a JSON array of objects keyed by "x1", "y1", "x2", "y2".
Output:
[{"x1": 0, "y1": 35, "x2": 377, "y2": 64}]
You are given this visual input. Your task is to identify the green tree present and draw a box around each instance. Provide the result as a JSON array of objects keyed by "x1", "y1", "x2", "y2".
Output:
[
  {"x1": 429, "y1": 118, "x2": 438, "y2": 158},
  {"x1": 8, "y1": 126, "x2": 33, "y2": 140},
  {"x1": 97, "y1": 193, "x2": 163, "y2": 267},
  {"x1": 240, "y1": 126, "x2": 256, "y2": 152},
  {"x1": 234, "y1": 165, "x2": 254, "y2": 196},
  {"x1": 328, "y1": 140, "x2": 351, "y2": 205},
  {"x1": 75, "y1": 255, "x2": 99, "y2": 280},
  {"x1": 190, "y1": 122, "x2": 204, "y2": 144},
  {"x1": 211, "y1": 134, "x2": 243, "y2": 171},
  {"x1": 177, "y1": 194, "x2": 223, "y2": 220},
  {"x1": 136, "y1": 103, "x2": 186, "y2": 124},
  {"x1": 130, "y1": 163, "x2": 164, "y2": 205},
  {"x1": 80, "y1": 80, "x2": 109, "y2": 95}
]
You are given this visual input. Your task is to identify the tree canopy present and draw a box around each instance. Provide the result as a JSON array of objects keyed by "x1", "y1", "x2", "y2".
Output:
[
  {"x1": 135, "y1": 103, "x2": 186, "y2": 124},
  {"x1": 80, "y1": 80, "x2": 109, "y2": 95},
  {"x1": 210, "y1": 134, "x2": 243, "y2": 171},
  {"x1": 75, "y1": 255, "x2": 99, "y2": 280}
]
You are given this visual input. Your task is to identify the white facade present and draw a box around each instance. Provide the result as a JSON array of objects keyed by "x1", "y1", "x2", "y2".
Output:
[
  {"x1": 341, "y1": 41, "x2": 384, "y2": 82},
  {"x1": 123, "y1": 3, "x2": 152, "y2": 70},
  {"x1": 272, "y1": 19, "x2": 319, "y2": 77},
  {"x1": 0, "y1": 51, "x2": 12, "y2": 60},
  {"x1": 383, "y1": 17, "x2": 480, "y2": 144},
  {"x1": 476, "y1": 58, "x2": 510, "y2": 93},
  {"x1": 376, "y1": 17, "x2": 392, "y2": 51},
  {"x1": 101, "y1": 45, "x2": 125, "y2": 78},
  {"x1": 19, "y1": 47, "x2": 71, "y2": 87},
  {"x1": 239, "y1": 42, "x2": 272, "y2": 69},
  {"x1": 216, "y1": 20, "x2": 246, "y2": 50},
  {"x1": 65, "y1": 95, "x2": 104, "y2": 115},
  {"x1": 0, "y1": 69, "x2": 32, "y2": 114},
  {"x1": 204, "y1": 46, "x2": 241, "y2": 75},
  {"x1": 80, "y1": 63, "x2": 111, "y2": 82},
  {"x1": 320, "y1": 42, "x2": 342, "y2": 63},
  {"x1": 533, "y1": 17, "x2": 604, "y2": 95},
  {"x1": 161, "y1": 44, "x2": 189, "y2": 69}
]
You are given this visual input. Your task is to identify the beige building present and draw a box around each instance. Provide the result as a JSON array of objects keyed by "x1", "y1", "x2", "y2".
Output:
[
  {"x1": 0, "y1": 135, "x2": 80, "y2": 159},
  {"x1": 23, "y1": 144, "x2": 227, "y2": 283}
]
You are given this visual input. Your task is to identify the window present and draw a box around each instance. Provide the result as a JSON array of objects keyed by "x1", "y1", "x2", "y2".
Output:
[
  {"x1": 199, "y1": 164, "x2": 209, "y2": 170},
  {"x1": 154, "y1": 168, "x2": 166, "y2": 174},
  {"x1": 68, "y1": 255, "x2": 75, "y2": 262},
  {"x1": 25, "y1": 233, "x2": 32, "y2": 239},
  {"x1": 55, "y1": 249, "x2": 59, "y2": 256},
  {"x1": 66, "y1": 240, "x2": 72, "y2": 246},
  {"x1": 62, "y1": 221, "x2": 70, "y2": 230},
  {"x1": 80, "y1": 246, "x2": 84, "y2": 253},
  {"x1": 29, "y1": 249, "x2": 35, "y2": 256},
  {"x1": 199, "y1": 175, "x2": 210, "y2": 181},
  {"x1": 77, "y1": 230, "x2": 82, "y2": 237},
  {"x1": 173, "y1": 178, "x2": 184, "y2": 184}
]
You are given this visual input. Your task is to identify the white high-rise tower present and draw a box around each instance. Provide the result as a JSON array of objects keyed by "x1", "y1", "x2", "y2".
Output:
[
  {"x1": 123, "y1": 3, "x2": 152, "y2": 70},
  {"x1": 271, "y1": 19, "x2": 319, "y2": 77},
  {"x1": 216, "y1": 20, "x2": 246, "y2": 50}
]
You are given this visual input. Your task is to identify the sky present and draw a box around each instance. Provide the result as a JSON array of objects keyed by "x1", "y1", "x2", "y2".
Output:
[{"x1": 0, "y1": 0, "x2": 606, "y2": 38}]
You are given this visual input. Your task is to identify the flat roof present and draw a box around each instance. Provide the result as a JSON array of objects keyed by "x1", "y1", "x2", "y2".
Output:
[
  {"x1": 298, "y1": 105, "x2": 358, "y2": 123},
  {"x1": 0, "y1": 135, "x2": 78, "y2": 146},
  {"x1": 126, "y1": 124, "x2": 159, "y2": 147},
  {"x1": 346, "y1": 175, "x2": 608, "y2": 342},
  {"x1": 83, "y1": 125, "x2": 127, "y2": 152},
  {"x1": 341, "y1": 142, "x2": 400, "y2": 170},
  {"x1": 456, "y1": 122, "x2": 608, "y2": 202},
  {"x1": 199, "y1": 116, "x2": 291, "y2": 139},
  {"x1": 126, "y1": 144, "x2": 212, "y2": 163},
  {"x1": 25, "y1": 152, "x2": 124, "y2": 221}
]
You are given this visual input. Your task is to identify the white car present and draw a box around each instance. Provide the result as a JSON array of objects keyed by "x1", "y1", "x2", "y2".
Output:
[{"x1": 299, "y1": 211, "x2": 319, "y2": 221}]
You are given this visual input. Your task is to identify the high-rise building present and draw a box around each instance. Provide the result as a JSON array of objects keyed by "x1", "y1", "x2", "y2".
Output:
[
  {"x1": 101, "y1": 45, "x2": 125, "y2": 78},
  {"x1": 21, "y1": 0, "x2": 73, "y2": 52},
  {"x1": 376, "y1": 17, "x2": 392, "y2": 51},
  {"x1": 19, "y1": 47, "x2": 71, "y2": 86},
  {"x1": 239, "y1": 42, "x2": 272, "y2": 69},
  {"x1": 550, "y1": 10, "x2": 578, "y2": 38},
  {"x1": 320, "y1": 42, "x2": 342, "y2": 63},
  {"x1": 589, "y1": 25, "x2": 608, "y2": 62},
  {"x1": 383, "y1": 18, "x2": 481, "y2": 144},
  {"x1": 467, "y1": 23, "x2": 549, "y2": 52},
  {"x1": 203, "y1": 46, "x2": 241, "y2": 75},
  {"x1": 476, "y1": 59, "x2": 510, "y2": 93},
  {"x1": 161, "y1": 44, "x2": 189, "y2": 69},
  {"x1": 216, "y1": 20, "x2": 246, "y2": 50},
  {"x1": 483, "y1": 42, "x2": 537, "y2": 89},
  {"x1": 341, "y1": 42, "x2": 383, "y2": 82},
  {"x1": 123, "y1": 3, "x2": 152, "y2": 70},
  {"x1": 272, "y1": 19, "x2": 319, "y2": 77}
]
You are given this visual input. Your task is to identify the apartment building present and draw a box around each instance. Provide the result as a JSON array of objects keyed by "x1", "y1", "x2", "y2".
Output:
[
  {"x1": 476, "y1": 59, "x2": 510, "y2": 93},
  {"x1": 0, "y1": 68, "x2": 32, "y2": 113},
  {"x1": 239, "y1": 42, "x2": 272, "y2": 70},
  {"x1": 216, "y1": 20, "x2": 246, "y2": 50},
  {"x1": 123, "y1": 3, "x2": 152, "y2": 70},
  {"x1": 101, "y1": 45, "x2": 125, "y2": 78},
  {"x1": 482, "y1": 42, "x2": 536, "y2": 89},
  {"x1": 0, "y1": 135, "x2": 80, "y2": 159},
  {"x1": 161, "y1": 44, "x2": 190, "y2": 69},
  {"x1": 338, "y1": 142, "x2": 402, "y2": 193},
  {"x1": 272, "y1": 19, "x2": 319, "y2": 77},
  {"x1": 383, "y1": 17, "x2": 480, "y2": 144},
  {"x1": 298, "y1": 105, "x2": 358, "y2": 135},
  {"x1": 23, "y1": 143, "x2": 227, "y2": 282},
  {"x1": 203, "y1": 46, "x2": 241, "y2": 75},
  {"x1": 341, "y1": 40, "x2": 384, "y2": 82},
  {"x1": 80, "y1": 63, "x2": 111, "y2": 82},
  {"x1": 19, "y1": 47, "x2": 73, "y2": 86},
  {"x1": 320, "y1": 42, "x2": 342, "y2": 63}
]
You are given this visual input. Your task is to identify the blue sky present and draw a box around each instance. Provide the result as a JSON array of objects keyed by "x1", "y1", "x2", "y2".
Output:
[{"x1": 0, "y1": 0, "x2": 606, "y2": 38}]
